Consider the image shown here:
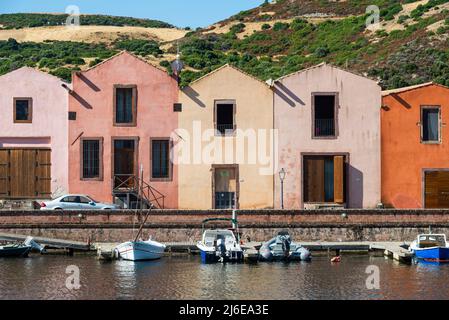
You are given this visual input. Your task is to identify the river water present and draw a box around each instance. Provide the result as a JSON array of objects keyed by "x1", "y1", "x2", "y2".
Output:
[{"x1": 1, "y1": 254, "x2": 449, "y2": 300}]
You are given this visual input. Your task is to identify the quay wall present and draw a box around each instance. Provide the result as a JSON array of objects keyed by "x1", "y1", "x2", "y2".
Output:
[{"x1": 1, "y1": 210, "x2": 449, "y2": 243}]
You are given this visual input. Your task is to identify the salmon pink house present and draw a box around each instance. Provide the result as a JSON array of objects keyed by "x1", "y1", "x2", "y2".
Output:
[
  {"x1": 0, "y1": 67, "x2": 69, "y2": 200},
  {"x1": 68, "y1": 51, "x2": 178, "y2": 208}
]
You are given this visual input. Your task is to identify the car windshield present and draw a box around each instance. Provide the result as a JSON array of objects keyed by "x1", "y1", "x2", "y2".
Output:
[{"x1": 86, "y1": 196, "x2": 98, "y2": 203}]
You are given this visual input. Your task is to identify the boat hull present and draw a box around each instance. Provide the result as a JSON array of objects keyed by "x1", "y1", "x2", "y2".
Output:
[
  {"x1": 0, "y1": 246, "x2": 31, "y2": 258},
  {"x1": 413, "y1": 247, "x2": 449, "y2": 261},
  {"x1": 116, "y1": 241, "x2": 165, "y2": 261}
]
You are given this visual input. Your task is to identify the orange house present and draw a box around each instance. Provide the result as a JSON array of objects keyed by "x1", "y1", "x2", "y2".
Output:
[{"x1": 382, "y1": 82, "x2": 449, "y2": 208}]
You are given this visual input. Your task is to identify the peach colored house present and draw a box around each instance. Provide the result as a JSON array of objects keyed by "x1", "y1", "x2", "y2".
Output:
[
  {"x1": 382, "y1": 82, "x2": 449, "y2": 208},
  {"x1": 0, "y1": 67, "x2": 69, "y2": 199},
  {"x1": 68, "y1": 51, "x2": 178, "y2": 208},
  {"x1": 178, "y1": 65, "x2": 275, "y2": 209},
  {"x1": 273, "y1": 63, "x2": 381, "y2": 209}
]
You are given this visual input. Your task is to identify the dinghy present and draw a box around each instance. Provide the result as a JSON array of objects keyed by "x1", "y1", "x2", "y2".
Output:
[
  {"x1": 409, "y1": 234, "x2": 449, "y2": 262},
  {"x1": 0, "y1": 236, "x2": 45, "y2": 258},
  {"x1": 259, "y1": 231, "x2": 311, "y2": 262}
]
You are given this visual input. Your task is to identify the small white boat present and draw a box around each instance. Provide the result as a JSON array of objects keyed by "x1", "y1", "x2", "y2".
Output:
[
  {"x1": 197, "y1": 229, "x2": 244, "y2": 263},
  {"x1": 115, "y1": 238, "x2": 166, "y2": 261}
]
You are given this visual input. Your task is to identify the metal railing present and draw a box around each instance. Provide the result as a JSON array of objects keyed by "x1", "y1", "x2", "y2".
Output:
[
  {"x1": 314, "y1": 118, "x2": 335, "y2": 137},
  {"x1": 216, "y1": 124, "x2": 235, "y2": 135},
  {"x1": 113, "y1": 174, "x2": 165, "y2": 209}
]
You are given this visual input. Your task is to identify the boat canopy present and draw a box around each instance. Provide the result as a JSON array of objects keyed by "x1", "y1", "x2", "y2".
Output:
[{"x1": 417, "y1": 234, "x2": 447, "y2": 248}]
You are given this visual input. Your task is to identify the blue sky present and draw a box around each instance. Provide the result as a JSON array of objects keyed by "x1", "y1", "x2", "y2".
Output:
[{"x1": 0, "y1": 0, "x2": 264, "y2": 28}]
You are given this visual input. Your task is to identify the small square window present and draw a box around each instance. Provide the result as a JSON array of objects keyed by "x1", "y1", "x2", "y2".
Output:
[
  {"x1": 173, "y1": 103, "x2": 182, "y2": 112},
  {"x1": 68, "y1": 111, "x2": 77, "y2": 120},
  {"x1": 14, "y1": 98, "x2": 32, "y2": 123}
]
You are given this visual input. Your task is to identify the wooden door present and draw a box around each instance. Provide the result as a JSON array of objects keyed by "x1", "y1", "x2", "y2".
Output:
[
  {"x1": 10, "y1": 149, "x2": 36, "y2": 198},
  {"x1": 0, "y1": 150, "x2": 9, "y2": 197},
  {"x1": 334, "y1": 156, "x2": 345, "y2": 204},
  {"x1": 303, "y1": 157, "x2": 325, "y2": 203},
  {"x1": 0, "y1": 149, "x2": 51, "y2": 199},
  {"x1": 425, "y1": 171, "x2": 449, "y2": 208},
  {"x1": 35, "y1": 149, "x2": 51, "y2": 198}
]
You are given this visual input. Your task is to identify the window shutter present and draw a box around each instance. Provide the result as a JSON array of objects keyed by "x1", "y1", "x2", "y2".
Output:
[
  {"x1": 0, "y1": 150, "x2": 9, "y2": 197},
  {"x1": 334, "y1": 156, "x2": 344, "y2": 204}
]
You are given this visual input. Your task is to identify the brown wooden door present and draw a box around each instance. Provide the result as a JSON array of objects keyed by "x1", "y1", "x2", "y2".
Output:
[
  {"x1": 10, "y1": 149, "x2": 36, "y2": 198},
  {"x1": 303, "y1": 157, "x2": 325, "y2": 203},
  {"x1": 0, "y1": 149, "x2": 51, "y2": 199},
  {"x1": 334, "y1": 156, "x2": 345, "y2": 204},
  {"x1": 0, "y1": 150, "x2": 9, "y2": 197},
  {"x1": 425, "y1": 171, "x2": 449, "y2": 208},
  {"x1": 303, "y1": 155, "x2": 345, "y2": 204},
  {"x1": 35, "y1": 149, "x2": 52, "y2": 198}
]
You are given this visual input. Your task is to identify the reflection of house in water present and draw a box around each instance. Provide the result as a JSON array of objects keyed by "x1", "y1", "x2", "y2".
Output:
[{"x1": 273, "y1": 63, "x2": 381, "y2": 209}]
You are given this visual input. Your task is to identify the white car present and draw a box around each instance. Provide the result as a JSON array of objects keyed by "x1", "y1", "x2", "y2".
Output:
[{"x1": 40, "y1": 194, "x2": 120, "y2": 210}]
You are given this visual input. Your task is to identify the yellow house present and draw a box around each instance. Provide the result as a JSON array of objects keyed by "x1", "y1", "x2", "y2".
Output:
[{"x1": 177, "y1": 64, "x2": 275, "y2": 209}]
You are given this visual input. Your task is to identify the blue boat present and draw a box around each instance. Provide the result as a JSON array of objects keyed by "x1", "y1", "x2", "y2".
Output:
[{"x1": 409, "y1": 234, "x2": 449, "y2": 262}]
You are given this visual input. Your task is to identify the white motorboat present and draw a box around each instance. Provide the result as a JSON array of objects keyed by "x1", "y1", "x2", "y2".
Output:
[
  {"x1": 197, "y1": 229, "x2": 244, "y2": 263},
  {"x1": 115, "y1": 238, "x2": 166, "y2": 261}
]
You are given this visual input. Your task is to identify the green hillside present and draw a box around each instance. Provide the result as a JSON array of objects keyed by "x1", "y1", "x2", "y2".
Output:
[
  {"x1": 0, "y1": 1, "x2": 449, "y2": 90},
  {"x1": 0, "y1": 13, "x2": 174, "y2": 29}
]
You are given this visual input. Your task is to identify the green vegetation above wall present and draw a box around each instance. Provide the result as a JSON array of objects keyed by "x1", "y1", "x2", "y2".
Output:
[
  {"x1": 0, "y1": 13, "x2": 174, "y2": 29},
  {"x1": 1, "y1": 1, "x2": 449, "y2": 90}
]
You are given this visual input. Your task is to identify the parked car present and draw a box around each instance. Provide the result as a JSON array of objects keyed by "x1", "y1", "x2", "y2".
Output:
[{"x1": 40, "y1": 194, "x2": 120, "y2": 210}]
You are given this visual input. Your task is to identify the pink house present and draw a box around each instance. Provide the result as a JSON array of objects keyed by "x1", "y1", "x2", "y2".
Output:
[
  {"x1": 0, "y1": 67, "x2": 69, "y2": 199},
  {"x1": 68, "y1": 51, "x2": 178, "y2": 208},
  {"x1": 273, "y1": 63, "x2": 381, "y2": 209}
]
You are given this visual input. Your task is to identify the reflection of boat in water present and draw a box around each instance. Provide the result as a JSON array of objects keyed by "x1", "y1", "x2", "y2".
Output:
[
  {"x1": 0, "y1": 237, "x2": 45, "y2": 258},
  {"x1": 259, "y1": 231, "x2": 311, "y2": 262},
  {"x1": 196, "y1": 218, "x2": 244, "y2": 264},
  {"x1": 116, "y1": 238, "x2": 166, "y2": 261},
  {"x1": 409, "y1": 234, "x2": 449, "y2": 263}
]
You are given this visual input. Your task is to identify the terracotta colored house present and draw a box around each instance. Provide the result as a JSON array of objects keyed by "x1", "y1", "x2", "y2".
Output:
[
  {"x1": 68, "y1": 51, "x2": 178, "y2": 208},
  {"x1": 0, "y1": 67, "x2": 69, "y2": 199},
  {"x1": 273, "y1": 63, "x2": 381, "y2": 209},
  {"x1": 178, "y1": 65, "x2": 275, "y2": 209},
  {"x1": 382, "y1": 82, "x2": 449, "y2": 208}
]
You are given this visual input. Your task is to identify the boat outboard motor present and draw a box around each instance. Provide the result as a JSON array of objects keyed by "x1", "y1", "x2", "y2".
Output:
[
  {"x1": 216, "y1": 235, "x2": 227, "y2": 259},
  {"x1": 298, "y1": 247, "x2": 311, "y2": 261},
  {"x1": 24, "y1": 236, "x2": 45, "y2": 253}
]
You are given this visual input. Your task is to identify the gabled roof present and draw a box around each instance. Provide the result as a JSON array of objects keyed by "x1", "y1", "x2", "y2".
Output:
[
  {"x1": 188, "y1": 63, "x2": 270, "y2": 87},
  {"x1": 275, "y1": 62, "x2": 375, "y2": 83},
  {"x1": 81, "y1": 50, "x2": 168, "y2": 74},
  {"x1": 382, "y1": 82, "x2": 449, "y2": 96},
  {"x1": 0, "y1": 66, "x2": 71, "y2": 85}
]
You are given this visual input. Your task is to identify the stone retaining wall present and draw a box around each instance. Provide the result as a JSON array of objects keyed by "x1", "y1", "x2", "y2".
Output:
[{"x1": 0, "y1": 210, "x2": 448, "y2": 242}]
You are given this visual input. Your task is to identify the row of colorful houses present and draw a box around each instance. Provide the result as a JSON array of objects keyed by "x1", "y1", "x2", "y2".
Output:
[{"x1": 0, "y1": 51, "x2": 448, "y2": 210}]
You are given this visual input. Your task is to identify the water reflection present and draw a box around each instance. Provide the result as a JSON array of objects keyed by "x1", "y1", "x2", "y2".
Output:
[{"x1": 1, "y1": 255, "x2": 449, "y2": 300}]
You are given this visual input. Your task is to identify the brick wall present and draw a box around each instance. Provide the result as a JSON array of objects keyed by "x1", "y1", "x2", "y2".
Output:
[{"x1": 0, "y1": 210, "x2": 448, "y2": 242}]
